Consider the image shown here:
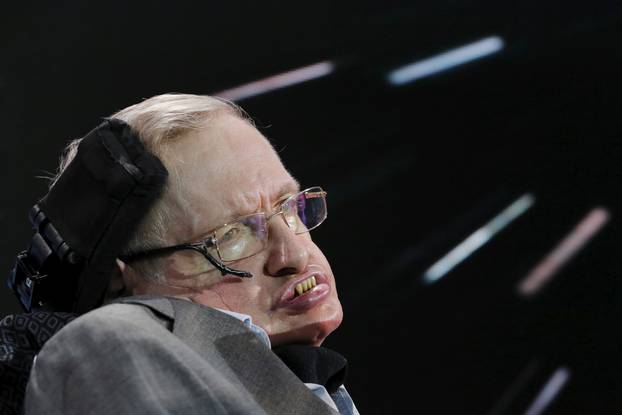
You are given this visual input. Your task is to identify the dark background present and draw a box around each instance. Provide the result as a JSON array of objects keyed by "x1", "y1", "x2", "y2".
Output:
[{"x1": 2, "y1": 1, "x2": 621, "y2": 413}]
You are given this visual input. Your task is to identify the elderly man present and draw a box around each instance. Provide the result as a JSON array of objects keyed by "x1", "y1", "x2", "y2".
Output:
[{"x1": 24, "y1": 94, "x2": 358, "y2": 414}]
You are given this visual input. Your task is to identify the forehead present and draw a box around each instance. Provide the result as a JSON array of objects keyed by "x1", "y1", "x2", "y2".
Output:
[{"x1": 169, "y1": 114, "x2": 298, "y2": 233}]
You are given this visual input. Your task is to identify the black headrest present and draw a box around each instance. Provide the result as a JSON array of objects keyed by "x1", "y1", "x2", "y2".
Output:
[{"x1": 8, "y1": 118, "x2": 168, "y2": 313}]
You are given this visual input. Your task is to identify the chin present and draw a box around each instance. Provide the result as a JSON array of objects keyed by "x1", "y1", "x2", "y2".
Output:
[{"x1": 269, "y1": 303, "x2": 343, "y2": 347}]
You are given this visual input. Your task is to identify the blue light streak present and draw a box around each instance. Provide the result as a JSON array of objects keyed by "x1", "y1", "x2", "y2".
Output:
[{"x1": 388, "y1": 36, "x2": 504, "y2": 86}]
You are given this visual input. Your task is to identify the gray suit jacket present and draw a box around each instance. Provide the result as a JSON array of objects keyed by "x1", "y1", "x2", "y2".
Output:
[{"x1": 25, "y1": 296, "x2": 340, "y2": 414}]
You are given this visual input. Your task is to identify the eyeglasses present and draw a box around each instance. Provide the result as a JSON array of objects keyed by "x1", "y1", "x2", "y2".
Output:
[{"x1": 120, "y1": 186, "x2": 327, "y2": 278}]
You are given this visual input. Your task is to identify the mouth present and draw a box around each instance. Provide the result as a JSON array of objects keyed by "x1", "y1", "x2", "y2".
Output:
[
  {"x1": 274, "y1": 270, "x2": 331, "y2": 312},
  {"x1": 294, "y1": 275, "x2": 317, "y2": 297}
]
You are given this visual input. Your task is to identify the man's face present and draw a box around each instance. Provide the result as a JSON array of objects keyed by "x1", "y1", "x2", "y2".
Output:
[{"x1": 138, "y1": 114, "x2": 343, "y2": 346}]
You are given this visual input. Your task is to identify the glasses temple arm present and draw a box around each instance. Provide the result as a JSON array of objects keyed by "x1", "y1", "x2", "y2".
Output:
[
  {"x1": 119, "y1": 244, "x2": 253, "y2": 279},
  {"x1": 119, "y1": 245, "x2": 186, "y2": 262},
  {"x1": 195, "y1": 247, "x2": 253, "y2": 278}
]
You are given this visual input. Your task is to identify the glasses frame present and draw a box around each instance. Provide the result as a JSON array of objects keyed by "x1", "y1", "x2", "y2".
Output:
[{"x1": 119, "y1": 186, "x2": 327, "y2": 278}]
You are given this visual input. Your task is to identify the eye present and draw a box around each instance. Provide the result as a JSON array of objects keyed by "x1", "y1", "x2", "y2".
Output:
[{"x1": 220, "y1": 227, "x2": 240, "y2": 244}]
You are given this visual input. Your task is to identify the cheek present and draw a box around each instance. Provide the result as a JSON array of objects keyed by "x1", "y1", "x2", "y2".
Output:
[
  {"x1": 208, "y1": 281, "x2": 267, "y2": 313},
  {"x1": 166, "y1": 251, "x2": 213, "y2": 278}
]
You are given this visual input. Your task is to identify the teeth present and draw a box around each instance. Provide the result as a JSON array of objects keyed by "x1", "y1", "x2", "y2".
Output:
[{"x1": 294, "y1": 276, "x2": 318, "y2": 297}]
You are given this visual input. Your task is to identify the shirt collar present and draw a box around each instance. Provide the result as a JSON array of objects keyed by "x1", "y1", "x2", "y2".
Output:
[{"x1": 215, "y1": 308, "x2": 272, "y2": 348}]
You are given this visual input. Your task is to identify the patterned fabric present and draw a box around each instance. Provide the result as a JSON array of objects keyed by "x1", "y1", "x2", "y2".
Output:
[{"x1": 0, "y1": 312, "x2": 77, "y2": 415}]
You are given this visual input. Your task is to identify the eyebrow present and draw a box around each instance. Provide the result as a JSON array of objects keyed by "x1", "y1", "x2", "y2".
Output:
[
  {"x1": 192, "y1": 179, "x2": 302, "y2": 242},
  {"x1": 227, "y1": 179, "x2": 301, "y2": 220},
  {"x1": 277, "y1": 179, "x2": 301, "y2": 200}
]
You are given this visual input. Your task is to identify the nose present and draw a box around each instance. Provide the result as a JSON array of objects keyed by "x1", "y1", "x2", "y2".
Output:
[{"x1": 264, "y1": 215, "x2": 310, "y2": 277}]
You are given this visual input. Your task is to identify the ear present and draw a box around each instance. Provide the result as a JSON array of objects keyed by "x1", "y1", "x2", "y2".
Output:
[{"x1": 106, "y1": 259, "x2": 137, "y2": 298}]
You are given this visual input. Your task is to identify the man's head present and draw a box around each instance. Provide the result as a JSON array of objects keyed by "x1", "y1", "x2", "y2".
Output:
[{"x1": 56, "y1": 94, "x2": 343, "y2": 346}]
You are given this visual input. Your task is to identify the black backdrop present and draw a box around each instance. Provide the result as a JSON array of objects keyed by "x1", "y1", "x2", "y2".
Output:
[{"x1": 2, "y1": 1, "x2": 621, "y2": 413}]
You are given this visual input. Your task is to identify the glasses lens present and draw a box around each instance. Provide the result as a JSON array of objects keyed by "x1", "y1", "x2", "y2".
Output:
[
  {"x1": 214, "y1": 213, "x2": 268, "y2": 262},
  {"x1": 284, "y1": 187, "x2": 327, "y2": 234}
]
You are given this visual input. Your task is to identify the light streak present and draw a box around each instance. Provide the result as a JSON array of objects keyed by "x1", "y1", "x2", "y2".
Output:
[
  {"x1": 524, "y1": 367, "x2": 571, "y2": 415},
  {"x1": 518, "y1": 207, "x2": 610, "y2": 297},
  {"x1": 423, "y1": 193, "x2": 535, "y2": 284},
  {"x1": 387, "y1": 36, "x2": 504, "y2": 86},
  {"x1": 214, "y1": 61, "x2": 334, "y2": 101}
]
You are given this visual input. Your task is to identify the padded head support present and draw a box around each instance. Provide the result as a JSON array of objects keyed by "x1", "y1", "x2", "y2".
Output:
[{"x1": 8, "y1": 118, "x2": 168, "y2": 313}]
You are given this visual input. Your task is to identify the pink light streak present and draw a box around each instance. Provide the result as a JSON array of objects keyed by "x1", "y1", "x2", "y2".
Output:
[
  {"x1": 518, "y1": 207, "x2": 611, "y2": 297},
  {"x1": 213, "y1": 61, "x2": 334, "y2": 102}
]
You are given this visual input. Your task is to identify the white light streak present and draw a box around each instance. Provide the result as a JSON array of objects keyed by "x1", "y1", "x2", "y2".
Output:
[
  {"x1": 524, "y1": 367, "x2": 571, "y2": 415},
  {"x1": 423, "y1": 194, "x2": 535, "y2": 284},
  {"x1": 518, "y1": 207, "x2": 610, "y2": 297},
  {"x1": 387, "y1": 36, "x2": 504, "y2": 86},
  {"x1": 213, "y1": 61, "x2": 335, "y2": 101}
]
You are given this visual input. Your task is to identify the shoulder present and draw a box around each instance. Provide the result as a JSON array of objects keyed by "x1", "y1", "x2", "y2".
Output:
[
  {"x1": 35, "y1": 301, "x2": 174, "y2": 368},
  {"x1": 25, "y1": 301, "x2": 233, "y2": 414},
  {"x1": 59, "y1": 301, "x2": 168, "y2": 338}
]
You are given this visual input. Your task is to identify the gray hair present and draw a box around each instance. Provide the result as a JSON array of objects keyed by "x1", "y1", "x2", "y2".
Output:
[{"x1": 52, "y1": 93, "x2": 251, "y2": 282}]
